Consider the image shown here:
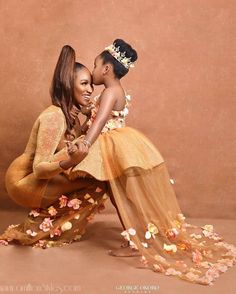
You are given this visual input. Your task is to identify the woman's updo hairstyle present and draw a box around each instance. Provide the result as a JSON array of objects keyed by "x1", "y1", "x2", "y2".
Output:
[
  {"x1": 50, "y1": 45, "x2": 85, "y2": 140},
  {"x1": 100, "y1": 39, "x2": 138, "y2": 79}
]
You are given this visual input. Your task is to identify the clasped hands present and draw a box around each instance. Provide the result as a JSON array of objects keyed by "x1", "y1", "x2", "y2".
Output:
[{"x1": 65, "y1": 139, "x2": 89, "y2": 166}]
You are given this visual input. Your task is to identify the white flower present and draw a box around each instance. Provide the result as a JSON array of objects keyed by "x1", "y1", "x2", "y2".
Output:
[
  {"x1": 202, "y1": 224, "x2": 214, "y2": 232},
  {"x1": 177, "y1": 213, "x2": 186, "y2": 222},
  {"x1": 74, "y1": 213, "x2": 80, "y2": 220},
  {"x1": 61, "y1": 221, "x2": 72, "y2": 232},
  {"x1": 141, "y1": 242, "x2": 148, "y2": 248},
  {"x1": 26, "y1": 230, "x2": 38, "y2": 237},
  {"x1": 29, "y1": 210, "x2": 40, "y2": 217},
  {"x1": 165, "y1": 268, "x2": 181, "y2": 276},
  {"x1": 126, "y1": 95, "x2": 131, "y2": 101},
  {"x1": 163, "y1": 243, "x2": 177, "y2": 253},
  {"x1": 74, "y1": 235, "x2": 82, "y2": 241},
  {"x1": 87, "y1": 198, "x2": 95, "y2": 204},
  {"x1": 123, "y1": 108, "x2": 129, "y2": 116},
  {"x1": 190, "y1": 233, "x2": 202, "y2": 239},
  {"x1": 121, "y1": 230, "x2": 130, "y2": 241},
  {"x1": 129, "y1": 240, "x2": 138, "y2": 250},
  {"x1": 127, "y1": 228, "x2": 136, "y2": 236},
  {"x1": 145, "y1": 231, "x2": 152, "y2": 240}
]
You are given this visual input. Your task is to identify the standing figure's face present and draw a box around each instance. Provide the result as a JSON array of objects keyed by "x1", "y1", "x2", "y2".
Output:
[
  {"x1": 74, "y1": 67, "x2": 93, "y2": 107},
  {"x1": 92, "y1": 55, "x2": 106, "y2": 85}
]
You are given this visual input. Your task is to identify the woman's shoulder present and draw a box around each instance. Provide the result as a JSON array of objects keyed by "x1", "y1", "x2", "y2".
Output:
[
  {"x1": 38, "y1": 105, "x2": 65, "y2": 123},
  {"x1": 39, "y1": 105, "x2": 64, "y2": 117}
]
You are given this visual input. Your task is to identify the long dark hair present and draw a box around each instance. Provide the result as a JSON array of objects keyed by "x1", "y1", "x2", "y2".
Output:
[{"x1": 50, "y1": 45, "x2": 85, "y2": 140}]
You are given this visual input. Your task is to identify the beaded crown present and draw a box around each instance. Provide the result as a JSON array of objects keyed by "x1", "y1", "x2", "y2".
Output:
[{"x1": 104, "y1": 44, "x2": 135, "y2": 69}]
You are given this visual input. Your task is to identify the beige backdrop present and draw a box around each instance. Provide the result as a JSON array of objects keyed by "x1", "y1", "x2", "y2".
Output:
[{"x1": 0, "y1": 0, "x2": 235, "y2": 218}]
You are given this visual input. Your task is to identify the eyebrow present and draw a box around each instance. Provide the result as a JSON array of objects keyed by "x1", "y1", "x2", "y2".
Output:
[{"x1": 80, "y1": 79, "x2": 89, "y2": 82}]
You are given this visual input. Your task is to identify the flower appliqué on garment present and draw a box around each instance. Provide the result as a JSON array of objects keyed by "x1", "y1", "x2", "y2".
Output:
[{"x1": 86, "y1": 94, "x2": 131, "y2": 133}]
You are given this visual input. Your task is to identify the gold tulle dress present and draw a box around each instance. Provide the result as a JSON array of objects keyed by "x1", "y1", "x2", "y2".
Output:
[
  {"x1": 1, "y1": 94, "x2": 236, "y2": 285},
  {"x1": 60, "y1": 94, "x2": 236, "y2": 285}
]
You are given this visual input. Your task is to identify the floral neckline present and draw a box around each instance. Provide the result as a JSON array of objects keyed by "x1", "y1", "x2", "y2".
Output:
[{"x1": 93, "y1": 93, "x2": 131, "y2": 118}]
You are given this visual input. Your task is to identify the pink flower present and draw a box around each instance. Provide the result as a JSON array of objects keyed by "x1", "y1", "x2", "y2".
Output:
[
  {"x1": 192, "y1": 249, "x2": 203, "y2": 264},
  {"x1": 153, "y1": 263, "x2": 165, "y2": 273},
  {"x1": 205, "y1": 268, "x2": 220, "y2": 282},
  {"x1": 0, "y1": 240, "x2": 9, "y2": 246},
  {"x1": 48, "y1": 206, "x2": 58, "y2": 216},
  {"x1": 175, "y1": 260, "x2": 188, "y2": 269},
  {"x1": 166, "y1": 228, "x2": 179, "y2": 239},
  {"x1": 33, "y1": 240, "x2": 47, "y2": 249},
  {"x1": 39, "y1": 218, "x2": 53, "y2": 232},
  {"x1": 50, "y1": 227, "x2": 62, "y2": 238},
  {"x1": 59, "y1": 195, "x2": 68, "y2": 208},
  {"x1": 95, "y1": 187, "x2": 103, "y2": 193},
  {"x1": 140, "y1": 255, "x2": 148, "y2": 266},
  {"x1": 214, "y1": 263, "x2": 228, "y2": 273},
  {"x1": 67, "y1": 198, "x2": 82, "y2": 210},
  {"x1": 29, "y1": 210, "x2": 40, "y2": 217}
]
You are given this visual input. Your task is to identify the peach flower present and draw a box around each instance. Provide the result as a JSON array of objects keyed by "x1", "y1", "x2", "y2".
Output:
[
  {"x1": 48, "y1": 206, "x2": 58, "y2": 216},
  {"x1": 59, "y1": 195, "x2": 68, "y2": 208},
  {"x1": 67, "y1": 198, "x2": 82, "y2": 210}
]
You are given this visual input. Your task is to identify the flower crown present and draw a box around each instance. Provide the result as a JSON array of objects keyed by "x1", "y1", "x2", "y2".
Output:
[{"x1": 104, "y1": 44, "x2": 135, "y2": 69}]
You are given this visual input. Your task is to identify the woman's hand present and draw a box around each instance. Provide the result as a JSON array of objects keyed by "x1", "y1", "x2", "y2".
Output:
[{"x1": 66, "y1": 140, "x2": 89, "y2": 165}]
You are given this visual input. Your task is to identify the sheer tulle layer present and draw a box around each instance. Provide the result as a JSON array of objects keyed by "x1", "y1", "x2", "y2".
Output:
[
  {"x1": 0, "y1": 182, "x2": 109, "y2": 248},
  {"x1": 65, "y1": 127, "x2": 165, "y2": 181},
  {"x1": 66, "y1": 127, "x2": 236, "y2": 285}
]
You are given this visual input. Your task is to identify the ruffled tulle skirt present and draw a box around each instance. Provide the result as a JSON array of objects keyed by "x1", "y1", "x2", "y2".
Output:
[
  {"x1": 1, "y1": 126, "x2": 236, "y2": 285},
  {"x1": 64, "y1": 126, "x2": 236, "y2": 286}
]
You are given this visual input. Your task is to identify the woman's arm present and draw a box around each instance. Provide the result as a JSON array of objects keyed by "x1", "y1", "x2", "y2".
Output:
[
  {"x1": 33, "y1": 111, "x2": 66, "y2": 179},
  {"x1": 83, "y1": 90, "x2": 117, "y2": 145}
]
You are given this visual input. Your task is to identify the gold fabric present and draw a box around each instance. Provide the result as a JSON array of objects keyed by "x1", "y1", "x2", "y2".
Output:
[
  {"x1": 1, "y1": 101, "x2": 236, "y2": 285},
  {"x1": 65, "y1": 126, "x2": 236, "y2": 286},
  {"x1": 0, "y1": 105, "x2": 109, "y2": 248}
]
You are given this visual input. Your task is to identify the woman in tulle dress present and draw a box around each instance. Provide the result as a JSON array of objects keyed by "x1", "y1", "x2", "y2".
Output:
[
  {"x1": 61, "y1": 39, "x2": 236, "y2": 285},
  {"x1": 0, "y1": 45, "x2": 110, "y2": 248}
]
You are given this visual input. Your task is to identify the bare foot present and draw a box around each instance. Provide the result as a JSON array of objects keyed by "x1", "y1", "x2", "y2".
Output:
[{"x1": 108, "y1": 246, "x2": 141, "y2": 257}]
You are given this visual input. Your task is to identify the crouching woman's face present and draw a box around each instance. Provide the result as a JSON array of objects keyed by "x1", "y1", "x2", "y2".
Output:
[{"x1": 74, "y1": 67, "x2": 94, "y2": 107}]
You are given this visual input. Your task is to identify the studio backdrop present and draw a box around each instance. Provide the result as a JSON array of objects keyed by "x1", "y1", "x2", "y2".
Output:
[{"x1": 0, "y1": 0, "x2": 235, "y2": 218}]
